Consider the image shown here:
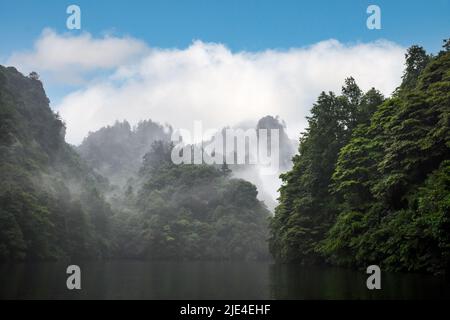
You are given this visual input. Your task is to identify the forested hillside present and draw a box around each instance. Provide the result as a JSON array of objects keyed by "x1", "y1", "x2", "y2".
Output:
[
  {"x1": 2, "y1": 39, "x2": 448, "y2": 271},
  {"x1": 270, "y1": 40, "x2": 450, "y2": 274},
  {"x1": 0, "y1": 66, "x2": 113, "y2": 260},
  {"x1": 110, "y1": 141, "x2": 270, "y2": 260},
  {"x1": 80, "y1": 114, "x2": 296, "y2": 212},
  {"x1": 0, "y1": 66, "x2": 269, "y2": 261}
]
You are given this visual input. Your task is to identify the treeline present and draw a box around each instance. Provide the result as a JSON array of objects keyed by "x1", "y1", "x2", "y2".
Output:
[{"x1": 270, "y1": 40, "x2": 450, "y2": 274}]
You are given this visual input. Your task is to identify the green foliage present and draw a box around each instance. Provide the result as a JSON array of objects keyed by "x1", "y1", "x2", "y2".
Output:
[
  {"x1": 270, "y1": 41, "x2": 450, "y2": 274},
  {"x1": 269, "y1": 78, "x2": 383, "y2": 264},
  {"x1": 400, "y1": 45, "x2": 430, "y2": 91},
  {"x1": 321, "y1": 47, "x2": 450, "y2": 274},
  {"x1": 112, "y1": 141, "x2": 271, "y2": 261},
  {"x1": 0, "y1": 66, "x2": 112, "y2": 261},
  {"x1": 0, "y1": 66, "x2": 271, "y2": 262},
  {"x1": 3, "y1": 39, "x2": 449, "y2": 271}
]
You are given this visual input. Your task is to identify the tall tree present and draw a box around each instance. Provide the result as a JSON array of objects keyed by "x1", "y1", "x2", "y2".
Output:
[
  {"x1": 270, "y1": 78, "x2": 376, "y2": 263},
  {"x1": 320, "y1": 43, "x2": 450, "y2": 274}
]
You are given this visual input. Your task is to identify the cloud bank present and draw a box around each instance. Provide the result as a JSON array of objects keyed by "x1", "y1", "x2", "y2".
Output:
[
  {"x1": 7, "y1": 30, "x2": 406, "y2": 145},
  {"x1": 7, "y1": 29, "x2": 148, "y2": 84}
]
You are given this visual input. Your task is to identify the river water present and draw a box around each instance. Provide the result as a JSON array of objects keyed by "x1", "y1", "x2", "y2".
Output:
[{"x1": 0, "y1": 261, "x2": 448, "y2": 299}]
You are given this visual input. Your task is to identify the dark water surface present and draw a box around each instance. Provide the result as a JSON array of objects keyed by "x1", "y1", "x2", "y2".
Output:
[{"x1": 0, "y1": 261, "x2": 449, "y2": 299}]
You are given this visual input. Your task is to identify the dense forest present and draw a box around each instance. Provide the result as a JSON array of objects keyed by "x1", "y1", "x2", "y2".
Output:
[
  {"x1": 0, "y1": 66, "x2": 113, "y2": 260},
  {"x1": 270, "y1": 40, "x2": 450, "y2": 274},
  {"x1": 1, "y1": 39, "x2": 449, "y2": 274},
  {"x1": 0, "y1": 65, "x2": 269, "y2": 261},
  {"x1": 110, "y1": 141, "x2": 270, "y2": 260}
]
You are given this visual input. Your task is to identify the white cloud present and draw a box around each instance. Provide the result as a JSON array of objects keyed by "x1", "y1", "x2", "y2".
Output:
[
  {"x1": 8, "y1": 30, "x2": 406, "y2": 145},
  {"x1": 7, "y1": 29, "x2": 148, "y2": 84}
]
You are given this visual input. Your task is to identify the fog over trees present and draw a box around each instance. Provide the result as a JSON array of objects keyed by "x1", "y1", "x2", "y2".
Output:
[
  {"x1": 1, "y1": 39, "x2": 449, "y2": 274},
  {"x1": 77, "y1": 120, "x2": 173, "y2": 186},
  {"x1": 0, "y1": 65, "x2": 273, "y2": 261}
]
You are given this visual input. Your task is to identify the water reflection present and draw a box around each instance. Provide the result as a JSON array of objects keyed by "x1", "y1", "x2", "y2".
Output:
[
  {"x1": 0, "y1": 261, "x2": 448, "y2": 299},
  {"x1": 269, "y1": 264, "x2": 450, "y2": 299}
]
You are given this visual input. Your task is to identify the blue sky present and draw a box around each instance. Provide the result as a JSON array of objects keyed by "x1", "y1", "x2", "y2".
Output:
[
  {"x1": 1, "y1": 0, "x2": 449, "y2": 57},
  {"x1": 0, "y1": 0, "x2": 448, "y2": 146}
]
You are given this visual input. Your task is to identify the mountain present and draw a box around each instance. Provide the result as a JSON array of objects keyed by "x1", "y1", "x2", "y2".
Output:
[
  {"x1": 78, "y1": 119, "x2": 172, "y2": 186},
  {"x1": 256, "y1": 115, "x2": 296, "y2": 171},
  {"x1": 78, "y1": 115, "x2": 297, "y2": 210},
  {"x1": 230, "y1": 115, "x2": 296, "y2": 210},
  {"x1": 0, "y1": 66, "x2": 113, "y2": 260},
  {"x1": 110, "y1": 141, "x2": 271, "y2": 260},
  {"x1": 0, "y1": 65, "x2": 271, "y2": 261}
]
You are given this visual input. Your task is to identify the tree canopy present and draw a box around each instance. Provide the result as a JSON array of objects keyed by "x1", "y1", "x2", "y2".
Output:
[{"x1": 270, "y1": 42, "x2": 450, "y2": 274}]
